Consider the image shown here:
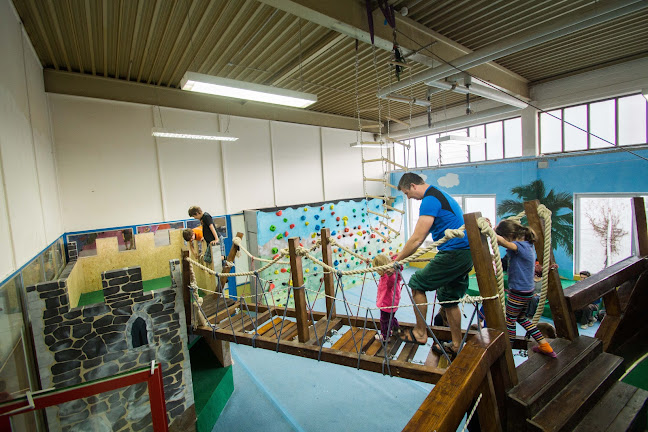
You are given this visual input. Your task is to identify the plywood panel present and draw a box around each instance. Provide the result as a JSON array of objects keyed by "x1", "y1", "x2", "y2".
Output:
[
  {"x1": 50, "y1": 95, "x2": 164, "y2": 231},
  {"x1": 222, "y1": 116, "x2": 275, "y2": 213}
]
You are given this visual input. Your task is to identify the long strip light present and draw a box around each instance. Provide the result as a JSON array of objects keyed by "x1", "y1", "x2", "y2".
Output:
[
  {"x1": 436, "y1": 135, "x2": 486, "y2": 145},
  {"x1": 152, "y1": 127, "x2": 238, "y2": 141},
  {"x1": 350, "y1": 140, "x2": 393, "y2": 149},
  {"x1": 181, "y1": 72, "x2": 318, "y2": 108}
]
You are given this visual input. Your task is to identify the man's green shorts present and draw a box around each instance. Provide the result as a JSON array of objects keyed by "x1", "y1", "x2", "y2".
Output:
[{"x1": 408, "y1": 249, "x2": 474, "y2": 307}]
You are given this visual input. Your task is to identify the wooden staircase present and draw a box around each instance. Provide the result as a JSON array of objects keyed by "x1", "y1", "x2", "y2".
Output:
[{"x1": 507, "y1": 336, "x2": 648, "y2": 431}]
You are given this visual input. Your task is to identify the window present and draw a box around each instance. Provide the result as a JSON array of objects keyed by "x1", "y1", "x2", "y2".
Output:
[
  {"x1": 393, "y1": 117, "x2": 522, "y2": 169},
  {"x1": 539, "y1": 93, "x2": 648, "y2": 155},
  {"x1": 407, "y1": 194, "x2": 496, "y2": 247},
  {"x1": 575, "y1": 194, "x2": 648, "y2": 275}
]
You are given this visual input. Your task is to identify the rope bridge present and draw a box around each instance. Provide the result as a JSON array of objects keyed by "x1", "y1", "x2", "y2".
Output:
[{"x1": 184, "y1": 205, "x2": 554, "y2": 376}]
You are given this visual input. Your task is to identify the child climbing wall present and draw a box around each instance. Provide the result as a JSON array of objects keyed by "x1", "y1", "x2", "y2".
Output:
[{"x1": 253, "y1": 198, "x2": 405, "y2": 308}]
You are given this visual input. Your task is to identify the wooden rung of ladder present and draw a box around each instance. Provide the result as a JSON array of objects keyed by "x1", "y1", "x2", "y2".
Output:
[
  {"x1": 382, "y1": 158, "x2": 408, "y2": 171},
  {"x1": 362, "y1": 158, "x2": 384, "y2": 163},
  {"x1": 379, "y1": 221, "x2": 400, "y2": 235},
  {"x1": 363, "y1": 178, "x2": 398, "y2": 190},
  {"x1": 372, "y1": 229, "x2": 390, "y2": 241},
  {"x1": 366, "y1": 195, "x2": 391, "y2": 201},
  {"x1": 385, "y1": 137, "x2": 411, "y2": 149},
  {"x1": 388, "y1": 60, "x2": 410, "y2": 68},
  {"x1": 360, "y1": 124, "x2": 383, "y2": 130},
  {"x1": 367, "y1": 209, "x2": 390, "y2": 219},
  {"x1": 383, "y1": 204, "x2": 405, "y2": 214},
  {"x1": 385, "y1": 116, "x2": 410, "y2": 127}
]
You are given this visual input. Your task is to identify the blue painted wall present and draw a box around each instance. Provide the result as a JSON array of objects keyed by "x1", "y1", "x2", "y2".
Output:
[{"x1": 392, "y1": 148, "x2": 648, "y2": 278}]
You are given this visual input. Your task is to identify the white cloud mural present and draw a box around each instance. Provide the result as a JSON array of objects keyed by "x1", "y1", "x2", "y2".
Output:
[{"x1": 437, "y1": 173, "x2": 460, "y2": 188}]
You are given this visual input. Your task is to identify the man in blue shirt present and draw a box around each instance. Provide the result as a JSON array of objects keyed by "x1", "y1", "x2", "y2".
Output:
[{"x1": 394, "y1": 173, "x2": 473, "y2": 358}]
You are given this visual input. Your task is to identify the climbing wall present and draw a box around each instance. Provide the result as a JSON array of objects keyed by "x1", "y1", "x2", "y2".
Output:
[{"x1": 246, "y1": 198, "x2": 405, "y2": 308}]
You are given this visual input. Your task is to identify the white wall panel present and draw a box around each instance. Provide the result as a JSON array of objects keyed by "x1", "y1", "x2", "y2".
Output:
[
  {"x1": 0, "y1": 2, "x2": 47, "y2": 267},
  {"x1": 25, "y1": 34, "x2": 63, "y2": 244},
  {"x1": 50, "y1": 95, "x2": 163, "y2": 231},
  {"x1": 222, "y1": 116, "x2": 274, "y2": 213},
  {"x1": 271, "y1": 122, "x2": 323, "y2": 206},
  {"x1": 154, "y1": 107, "x2": 226, "y2": 220},
  {"x1": 321, "y1": 128, "x2": 364, "y2": 200}
]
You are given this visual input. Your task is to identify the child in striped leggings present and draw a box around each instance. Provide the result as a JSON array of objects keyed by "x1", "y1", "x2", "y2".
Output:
[{"x1": 496, "y1": 220, "x2": 556, "y2": 358}]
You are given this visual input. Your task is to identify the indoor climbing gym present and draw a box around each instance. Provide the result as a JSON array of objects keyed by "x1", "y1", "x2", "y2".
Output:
[{"x1": 1, "y1": 0, "x2": 648, "y2": 431}]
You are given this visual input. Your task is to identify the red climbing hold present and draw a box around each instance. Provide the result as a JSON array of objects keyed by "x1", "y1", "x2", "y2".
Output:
[
  {"x1": 281, "y1": 268, "x2": 287, "y2": 273},
  {"x1": 344, "y1": 227, "x2": 350, "y2": 232},
  {"x1": 276, "y1": 210, "x2": 282, "y2": 216},
  {"x1": 336, "y1": 217, "x2": 340, "y2": 221},
  {"x1": 290, "y1": 224, "x2": 295, "y2": 229}
]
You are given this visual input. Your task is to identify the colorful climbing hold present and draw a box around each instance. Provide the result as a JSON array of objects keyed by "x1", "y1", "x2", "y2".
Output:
[
  {"x1": 285, "y1": 231, "x2": 289, "y2": 236},
  {"x1": 305, "y1": 221, "x2": 309, "y2": 226},
  {"x1": 304, "y1": 208, "x2": 308, "y2": 212},
  {"x1": 276, "y1": 210, "x2": 282, "y2": 216},
  {"x1": 311, "y1": 233, "x2": 316, "y2": 238},
  {"x1": 272, "y1": 247, "x2": 278, "y2": 254},
  {"x1": 281, "y1": 268, "x2": 287, "y2": 273},
  {"x1": 315, "y1": 225, "x2": 321, "y2": 230},
  {"x1": 277, "y1": 233, "x2": 284, "y2": 239},
  {"x1": 330, "y1": 204, "x2": 334, "y2": 209},
  {"x1": 336, "y1": 216, "x2": 340, "y2": 221},
  {"x1": 270, "y1": 225, "x2": 276, "y2": 231},
  {"x1": 290, "y1": 224, "x2": 295, "y2": 229},
  {"x1": 314, "y1": 215, "x2": 320, "y2": 220}
]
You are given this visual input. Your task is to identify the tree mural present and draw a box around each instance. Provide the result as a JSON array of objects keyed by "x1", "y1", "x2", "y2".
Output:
[
  {"x1": 586, "y1": 201, "x2": 629, "y2": 268},
  {"x1": 497, "y1": 179, "x2": 574, "y2": 256}
]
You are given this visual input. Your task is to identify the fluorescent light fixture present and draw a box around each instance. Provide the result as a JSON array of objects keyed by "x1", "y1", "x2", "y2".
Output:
[
  {"x1": 152, "y1": 127, "x2": 238, "y2": 141},
  {"x1": 436, "y1": 135, "x2": 486, "y2": 145},
  {"x1": 181, "y1": 72, "x2": 317, "y2": 108},
  {"x1": 350, "y1": 140, "x2": 393, "y2": 149}
]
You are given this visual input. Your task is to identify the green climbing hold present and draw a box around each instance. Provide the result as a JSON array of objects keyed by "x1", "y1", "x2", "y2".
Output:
[
  {"x1": 272, "y1": 247, "x2": 278, "y2": 254},
  {"x1": 270, "y1": 225, "x2": 276, "y2": 231},
  {"x1": 283, "y1": 218, "x2": 288, "y2": 222},
  {"x1": 277, "y1": 233, "x2": 284, "y2": 239}
]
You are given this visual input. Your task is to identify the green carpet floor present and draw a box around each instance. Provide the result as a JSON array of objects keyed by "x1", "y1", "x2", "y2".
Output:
[
  {"x1": 623, "y1": 354, "x2": 648, "y2": 392},
  {"x1": 190, "y1": 337, "x2": 234, "y2": 432},
  {"x1": 77, "y1": 275, "x2": 172, "y2": 306}
]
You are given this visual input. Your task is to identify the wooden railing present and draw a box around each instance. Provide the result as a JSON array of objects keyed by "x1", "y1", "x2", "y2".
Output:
[
  {"x1": 403, "y1": 328, "x2": 509, "y2": 432},
  {"x1": 404, "y1": 197, "x2": 648, "y2": 431}
]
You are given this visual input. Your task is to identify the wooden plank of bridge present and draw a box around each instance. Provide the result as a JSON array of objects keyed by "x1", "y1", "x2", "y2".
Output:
[
  {"x1": 339, "y1": 329, "x2": 377, "y2": 354},
  {"x1": 397, "y1": 343, "x2": 420, "y2": 363},
  {"x1": 321, "y1": 228, "x2": 336, "y2": 319},
  {"x1": 331, "y1": 328, "x2": 358, "y2": 350},
  {"x1": 240, "y1": 310, "x2": 273, "y2": 332},
  {"x1": 376, "y1": 339, "x2": 403, "y2": 358},
  {"x1": 209, "y1": 302, "x2": 240, "y2": 326},
  {"x1": 365, "y1": 338, "x2": 384, "y2": 356},
  {"x1": 307, "y1": 317, "x2": 342, "y2": 345},
  {"x1": 524, "y1": 200, "x2": 579, "y2": 340},
  {"x1": 258, "y1": 317, "x2": 283, "y2": 336},
  {"x1": 219, "y1": 232, "x2": 244, "y2": 291},
  {"x1": 194, "y1": 325, "x2": 447, "y2": 384},
  {"x1": 288, "y1": 238, "x2": 309, "y2": 342}
]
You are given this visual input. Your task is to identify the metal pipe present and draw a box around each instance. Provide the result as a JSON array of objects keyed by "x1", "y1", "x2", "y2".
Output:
[
  {"x1": 427, "y1": 80, "x2": 528, "y2": 109},
  {"x1": 377, "y1": 0, "x2": 648, "y2": 98},
  {"x1": 385, "y1": 93, "x2": 431, "y2": 107},
  {"x1": 389, "y1": 105, "x2": 522, "y2": 139}
]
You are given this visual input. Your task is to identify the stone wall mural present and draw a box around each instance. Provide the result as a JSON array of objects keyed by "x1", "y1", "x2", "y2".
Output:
[{"x1": 26, "y1": 259, "x2": 194, "y2": 431}]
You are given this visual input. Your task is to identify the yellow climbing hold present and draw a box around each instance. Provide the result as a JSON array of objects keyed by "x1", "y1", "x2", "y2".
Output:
[
  {"x1": 305, "y1": 221, "x2": 309, "y2": 226},
  {"x1": 311, "y1": 233, "x2": 316, "y2": 238},
  {"x1": 274, "y1": 270, "x2": 279, "y2": 274},
  {"x1": 342, "y1": 216, "x2": 348, "y2": 221}
]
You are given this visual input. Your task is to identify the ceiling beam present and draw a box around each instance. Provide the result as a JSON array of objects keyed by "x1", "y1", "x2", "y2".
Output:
[
  {"x1": 264, "y1": 31, "x2": 347, "y2": 86},
  {"x1": 255, "y1": 0, "x2": 529, "y2": 98},
  {"x1": 44, "y1": 69, "x2": 377, "y2": 131}
]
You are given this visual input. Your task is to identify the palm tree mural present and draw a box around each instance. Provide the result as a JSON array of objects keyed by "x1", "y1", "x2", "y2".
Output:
[{"x1": 497, "y1": 179, "x2": 574, "y2": 257}]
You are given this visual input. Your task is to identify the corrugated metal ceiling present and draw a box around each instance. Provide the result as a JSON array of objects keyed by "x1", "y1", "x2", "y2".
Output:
[{"x1": 12, "y1": 0, "x2": 648, "y2": 126}]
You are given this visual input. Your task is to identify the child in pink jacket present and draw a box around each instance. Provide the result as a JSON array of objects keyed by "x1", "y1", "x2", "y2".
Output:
[{"x1": 373, "y1": 254, "x2": 402, "y2": 341}]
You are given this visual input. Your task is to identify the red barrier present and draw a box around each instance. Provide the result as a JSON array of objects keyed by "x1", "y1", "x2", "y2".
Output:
[{"x1": 0, "y1": 363, "x2": 168, "y2": 431}]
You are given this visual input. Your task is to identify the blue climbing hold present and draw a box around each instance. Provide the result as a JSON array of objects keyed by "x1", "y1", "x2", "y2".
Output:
[
  {"x1": 301, "y1": 215, "x2": 306, "y2": 221},
  {"x1": 314, "y1": 215, "x2": 320, "y2": 220}
]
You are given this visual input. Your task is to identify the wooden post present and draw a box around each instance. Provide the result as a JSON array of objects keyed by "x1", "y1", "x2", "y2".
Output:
[
  {"x1": 475, "y1": 371, "x2": 503, "y2": 432},
  {"x1": 524, "y1": 200, "x2": 579, "y2": 340},
  {"x1": 320, "y1": 228, "x2": 336, "y2": 319},
  {"x1": 288, "y1": 238, "x2": 309, "y2": 342},
  {"x1": 463, "y1": 212, "x2": 518, "y2": 387},
  {"x1": 181, "y1": 249, "x2": 192, "y2": 328},
  {"x1": 632, "y1": 197, "x2": 648, "y2": 257},
  {"x1": 219, "y1": 232, "x2": 245, "y2": 291}
]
